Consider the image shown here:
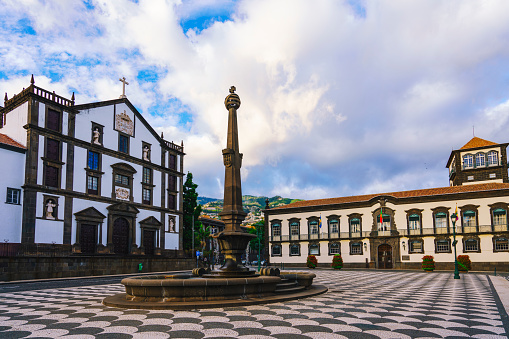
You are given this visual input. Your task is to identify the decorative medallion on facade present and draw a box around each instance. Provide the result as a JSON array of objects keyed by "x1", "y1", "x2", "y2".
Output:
[
  {"x1": 115, "y1": 110, "x2": 134, "y2": 136},
  {"x1": 115, "y1": 187, "x2": 130, "y2": 201}
]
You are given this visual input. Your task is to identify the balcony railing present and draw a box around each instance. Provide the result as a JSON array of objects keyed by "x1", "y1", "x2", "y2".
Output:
[{"x1": 269, "y1": 224, "x2": 508, "y2": 242}]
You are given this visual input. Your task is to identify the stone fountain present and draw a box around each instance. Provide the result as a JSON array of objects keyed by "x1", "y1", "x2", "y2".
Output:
[{"x1": 103, "y1": 87, "x2": 326, "y2": 310}]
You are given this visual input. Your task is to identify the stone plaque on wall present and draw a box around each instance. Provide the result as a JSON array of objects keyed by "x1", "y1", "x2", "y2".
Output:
[
  {"x1": 115, "y1": 187, "x2": 130, "y2": 201},
  {"x1": 115, "y1": 110, "x2": 134, "y2": 136},
  {"x1": 402, "y1": 255, "x2": 410, "y2": 261}
]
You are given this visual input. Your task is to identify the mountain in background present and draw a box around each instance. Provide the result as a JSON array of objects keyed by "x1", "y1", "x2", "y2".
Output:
[{"x1": 198, "y1": 195, "x2": 303, "y2": 223}]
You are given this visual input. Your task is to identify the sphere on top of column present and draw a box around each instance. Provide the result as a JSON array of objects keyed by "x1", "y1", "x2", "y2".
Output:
[{"x1": 224, "y1": 86, "x2": 241, "y2": 110}]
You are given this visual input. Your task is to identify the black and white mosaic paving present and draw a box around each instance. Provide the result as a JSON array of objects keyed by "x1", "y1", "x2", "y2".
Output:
[{"x1": 0, "y1": 271, "x2": 507, "y2": 338}]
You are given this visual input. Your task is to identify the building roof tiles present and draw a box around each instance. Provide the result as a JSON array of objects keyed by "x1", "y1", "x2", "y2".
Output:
[
  {"x1": 460, "y1": 137, "x2": 498, "y2": 150},
  {"x1": 0, "y1": 134, "x2": 25, "y2": 150},
  {"x1": 271, "y1": 183, "x2": 509, "y2": 210}
]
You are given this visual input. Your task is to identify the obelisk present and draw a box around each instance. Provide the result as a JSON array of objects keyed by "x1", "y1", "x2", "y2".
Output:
[{"x1": 214, "y1": 86, "x2": 256, "y2": 276}]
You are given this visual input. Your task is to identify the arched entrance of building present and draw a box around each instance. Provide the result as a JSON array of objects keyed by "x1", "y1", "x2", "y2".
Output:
[
  {"x1": 113, "y1": 217, "x2": 129, "y2": 254},
  {"x1": 378, "y1": 244, "x2": 392, "y2": 269}
]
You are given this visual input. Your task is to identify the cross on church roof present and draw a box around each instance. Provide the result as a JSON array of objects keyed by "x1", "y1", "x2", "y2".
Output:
[{"x1": 119, "y1": 77, "x2": 129, "y2": 99}]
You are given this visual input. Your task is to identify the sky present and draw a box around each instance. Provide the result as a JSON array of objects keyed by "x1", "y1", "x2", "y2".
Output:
[{"x1": 1, "y1": 0, "x2": 509, "y2": 200}]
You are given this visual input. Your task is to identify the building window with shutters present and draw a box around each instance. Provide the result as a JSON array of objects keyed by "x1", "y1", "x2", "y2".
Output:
[
  {"x1": 409, "y1": 240, "x2": 423, "y2": 253},
  {"x1": 463, "y1": 154, "x2": 473, "y2": 169},
  {"x1": 6, "y1": 188, "x2": 21, "y2": 204},
  {"x1": 494, "y1": 237, "x2": 509, "y2": 251},
  {"x1": 43, "y1": 137, "x2": 61, "y2": 188},
  {"x1": 350, "y1": 218, "x2": 360, "y2": 235},
  {"x1": 350, "y1": 242, "x2": 362, "y2": 255},
  {"x1": 169, "y1": 175, "x2": 177, "y2": 191},
  {"x1": 169, "y1": 154, "x2": 177, "y2": 170},
  {"x1": 87, "y1": 176, "x2": 99, "y2": 195},
  {"x1": 168, "y1": 194, "x2": 176, "y2": 210},
  {"x1": 290, "y1": 244, "x2": 300, "y2": 256},
  {"x1": 46, "y1": 108, "x2": 61, "y2": 132},
  {"x1": 435, "y1": 239, "x2": 451, "y2": 253},
  {"x1": 272, "y1": 245, "x2": 282, "y2": 256},
  {"x1": 492, "y1": 208, "x2": 507, "y2": 231},
  {"x1": 329, "y1": 243, "x2": 340, "y2": 255},
  {"x1": 475, "y1": 153, "x2": 485, "y2": 167},
  {"x1": 272, "y1": 223, "x2": 281, "y2": 237},
  {"x1": 142, "y1": 188, "x2": 151, "y2": 205},
  {"x1": 309, "y1": 244, "x2": 320, "y2": 255},
  {"x1": 463, "y1": 210, "x2": 476, "y2": 228},
  {"x1": 488, "y1": 151, "x2": 499, "y2": 166},
  {"x1": 464, "y1": 238, "x2": 479, "y2": 252}
]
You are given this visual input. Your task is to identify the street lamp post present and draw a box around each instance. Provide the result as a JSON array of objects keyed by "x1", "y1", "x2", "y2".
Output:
[
  {"x1": 257, "y1": 225, "x2": 261, "y2": 272},
  {"x1": 450, "y1": 213, "x2": 460, "y2": 279}
]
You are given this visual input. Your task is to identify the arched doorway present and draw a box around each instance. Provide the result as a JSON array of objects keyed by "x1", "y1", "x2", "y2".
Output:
[
  {"x1": 378, "y1": 244, "x2": 392, "y2": 269},
  {"x1": 113, "y1": 217, "x2": 129, "y2": 254}
]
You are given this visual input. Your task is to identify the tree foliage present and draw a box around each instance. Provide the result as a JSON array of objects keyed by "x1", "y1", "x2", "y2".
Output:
[
  {"x1": 247, "y1": 220, "x2": 265, "y2": 252},
  {"x1": 183, "y1": 172, "x2": 203, "y2": 251}
]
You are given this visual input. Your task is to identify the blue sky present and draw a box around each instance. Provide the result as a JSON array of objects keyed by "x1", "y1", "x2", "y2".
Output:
[{"x1": 2, "y1": 0, "x2": 509, "y2": 200}]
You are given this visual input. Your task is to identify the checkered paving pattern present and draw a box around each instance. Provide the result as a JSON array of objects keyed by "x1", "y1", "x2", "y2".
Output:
[{"x1": 0, "y1": 271, "x2": 507, "y2": 338}]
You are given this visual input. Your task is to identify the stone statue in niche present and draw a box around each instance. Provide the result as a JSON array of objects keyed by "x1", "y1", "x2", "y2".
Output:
[
  {"x1": 143, "y1": 145, "x2": 150, "y2": 161},
  {"x1": 46, "y1": 200, "x2": 56, "y2": 219},
  {"x1": 92, "y1": 127, "x2": 101, "y2": 145},
  {"x1": 169, "y1": 218, "x2": 175, "y2": 232}
]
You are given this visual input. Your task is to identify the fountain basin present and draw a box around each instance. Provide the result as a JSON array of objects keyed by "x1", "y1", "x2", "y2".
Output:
[{"x1": 120, "y1": 275, "x2": 281, "y2": 302}]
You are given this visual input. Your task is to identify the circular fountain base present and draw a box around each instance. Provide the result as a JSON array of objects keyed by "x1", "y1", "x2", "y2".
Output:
[{"x1": 102, "y1": 271, "x2": 327, "y2": 310}]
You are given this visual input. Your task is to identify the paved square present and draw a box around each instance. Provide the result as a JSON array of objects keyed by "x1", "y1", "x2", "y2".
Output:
[{"x1": 0, "y1": 271, "x2": 508, "y2": 338}]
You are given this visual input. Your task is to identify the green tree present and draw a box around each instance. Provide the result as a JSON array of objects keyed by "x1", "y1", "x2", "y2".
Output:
[
  {"x1": 183, "y1": 172, "x2": 203, "y2": 251},
  {"x1": 247, "y1": 220, "x2": 265, "y2": 253}
]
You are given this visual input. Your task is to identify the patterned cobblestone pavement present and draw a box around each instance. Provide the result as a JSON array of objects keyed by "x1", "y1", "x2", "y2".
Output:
[{"x1": 0, "y1": 270, "x2": 508, "y2": 338}]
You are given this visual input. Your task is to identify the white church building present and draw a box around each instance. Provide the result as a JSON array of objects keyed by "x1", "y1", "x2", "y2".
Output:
[{"x1": 0, "y1": 76, "x2": 184, "y2": 256}]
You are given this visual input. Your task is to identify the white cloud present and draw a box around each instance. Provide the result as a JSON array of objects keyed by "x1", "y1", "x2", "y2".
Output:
[{"x1": 2, "y1": 0, "x2": 509, "y2": 200}]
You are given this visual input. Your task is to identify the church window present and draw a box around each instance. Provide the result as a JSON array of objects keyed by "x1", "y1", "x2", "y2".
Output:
[
  {"x1": 119, "y1": 134, "x2": 129, "y2": 154},
  {"x1": 350, "y1": 242, "x2": 362, "y2": 254},
  {"x1": 142, "y1": 188, "x2": 151, "y2": 205},
  {"x1": 290, "y1": 244, "x2": 300, "y2": 256},
  {"x1": 435, "y1": 212, "x2": 447, "y2": 229},
  {"x1": 169, "y1": 154, "x2": 177, "y2": 170},
  {"x1": 488, "y1": 151, "x2": 498, "y2": 166},
  {"x1": 475, "y1": 153, "x2": 485, "y2": 167},
  {"x1": 329, "y1": 243, "x2": 340, "y2": 255},
  {"x1": 272, "y1": 223, "x2": 281, "y2": 237},
  {"x1": 464, "y1": 239, "x2": 479, "y2": 252},
  {"x1": 408, "y1": 214, "x2": 420, "y2": 230},
  {"x1": 169, "y1": 175, "x2": 177, "y2": 191},
  {"x1": 272, "y1": 245, "x2": 281, "y2": 256},
  {"x1": 168, "y1": 194, "x2": 176, "y2": 209},
  {"x1": 495, "y1": 238, "x2": 509, "y2": 251},
  {"x1": 44, "y1": 165, "x2": 59, "y2": 188},
  {"x1": 463, "y1": 210, "x2": 476, "y2": 227},
  {"x1": 493, "y1": 208, "x2": 507, "y2": 226},
  {"x1": 309, "y1": 244, "x2": 319, "y2": 255},
  {"x1": 463, "y1": 154, "x2": 473, "y2": 169},
  {"x1": 6, "y1": 188, "x2": 20, "y2": 204},
  {"x1": 436, "y1": 240, "x2": 450, "y2": 253},
  {"x1": 46, "y1": 108, "x2": 61, "y2": 132},
  {"x1": 88, "y1": 151, "x2": 99, "y2": 170},
  {"x1": 115, "y1": 174, "x2": 129, "y2": 186},
  {"x1": 410, "y1": 240, "x2": 422, "y2": 253},
  {"x1": 142, "y1": 167, "x2": 152, "y2": 184},
  {"x1": 350, "y1": 218, "x2": 360, "y2": 233},
  {"x1": 87, "y1": 176, "x2": 98, "y2": 195},
  {"x1": 46, "y1": 138, "x2": 60, "y2": 161}
]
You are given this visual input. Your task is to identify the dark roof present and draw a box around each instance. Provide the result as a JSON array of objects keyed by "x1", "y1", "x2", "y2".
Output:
[{"x1": 270, "y1": 183, "x2": 509, "y2": 211}]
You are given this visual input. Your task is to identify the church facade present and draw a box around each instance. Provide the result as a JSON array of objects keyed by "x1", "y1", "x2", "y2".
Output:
[
  {"x1": 265, "y1": 137, "x2": 509, "y2": 271},
  {"x1": 0, "y1": 77, "x2": 184, "y2": 256}
]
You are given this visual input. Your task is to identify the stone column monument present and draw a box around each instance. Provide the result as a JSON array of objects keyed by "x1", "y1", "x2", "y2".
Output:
[{"x1": 213, "y1": 86, "x2": 256, "y2": 277}]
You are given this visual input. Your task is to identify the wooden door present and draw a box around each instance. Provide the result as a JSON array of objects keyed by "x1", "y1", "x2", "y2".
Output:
[
  {"x1": 112, "y1": 217, "x2": 129, "y2": 254},
  {"x1": 143, "y1": 229, "x2": 155, "y2": 255},
  {"x1": 80, "y1": 224, "x2": 97, "y2": 254},
  {"x1": 378, "y1": 244, "x2": 392, "y2": 269}
]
